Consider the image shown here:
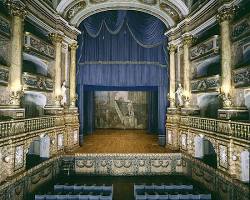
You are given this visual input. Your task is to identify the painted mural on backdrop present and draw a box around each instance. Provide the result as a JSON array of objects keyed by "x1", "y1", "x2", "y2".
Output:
[{"x1": 95, "y1": 91, "x2": 148, "y2": 129}]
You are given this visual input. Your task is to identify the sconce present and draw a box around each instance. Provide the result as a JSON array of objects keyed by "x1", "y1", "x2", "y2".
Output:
[
  {"x1": 3, "y1": 155, "x2": 11, "y2": 163},
  {"x1": 51, "y1": 139, "x2": 55, "y2": 145},
  {"x1": 232, "y1": 153, "x2": 237, "y2": 161}
]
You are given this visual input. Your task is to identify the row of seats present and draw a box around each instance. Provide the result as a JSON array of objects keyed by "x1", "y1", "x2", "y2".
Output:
[
  {"x1": 134, "y1": 184, "x2": 193, "y2": 194},
  {"x1": 35, "y1": 195, "x2": 112, "y2": 200},
  {"x1": 54, "y1": 185, "x2": 113, "y2": 194},
  {"x1": 135, "y1": 194, "x2": 212, "y2": 200}
]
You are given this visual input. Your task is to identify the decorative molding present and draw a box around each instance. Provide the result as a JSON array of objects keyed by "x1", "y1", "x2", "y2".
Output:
[
  {"x1": 89, "y1": 0, "x2": 108, "y2": 3},
  {"x1": 232, "y1": 16, "x2": 250, "y2": 41},
  {"x1": 191, "y1": 75, "x2": 220, "y2": 93},
  {"x1": 217, "y1": 4, "x2": 236, "y2": 23},
  {"x1": 5, "y1": 0, "x2": 27, "y2": 18},
  {"x1": 0, "y1": 65, "x2": 9, "y2": 85},
  {"x1": 233, "y1": 66, "x2": 250, "y2": 88},
  {"x1": 23, "y1": 72, "x2": 53, "y2": 92},
  {"x1": 0, "y1": 16, "x2": 11, "y2": 37},
  {"x1": 66, "y1": 1, "x2": 86, "y2": 20},
  {"x1": 190, "y1": 35, "x2": 219, "y2": 60},
  {"x1": 24, "y1": 32, "x2": 55, "y2": 59},
  {"x1": 218, "y1": 144, "x2": 229, "y2": 169},
  {"x1": 160, "y1": 2, "x2": 181, "y2": 23},
  {"x1": 14, "y1": 145, "x2": 24, "y2": 170},
  {"x1": 74, "y1": 153, "x2": 182, "y2": 175},
  {"x1": 138, "y1": 0, "x2": 157, "y2": 5}
]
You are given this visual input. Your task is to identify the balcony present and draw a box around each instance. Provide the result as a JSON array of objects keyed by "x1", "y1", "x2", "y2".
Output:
[
  {"x1": 190, "y1": 35, "x2": 219, "y2": 61},
  {"x1": 191, "y1": 75, "x2": 220, "y2": 93},
  {"x1": 24, "y1": 32, "x2": 55, "y2": 60},
  {"x1": 0, "y1": 115, "x2": 65, "y2": 139},
  {"x1": 233, "y1": 65, "x2": 250, "y2": 88},
  {"x1": 23, "y1": 72, "x2": 53, "y2": 92},
  {"x1": 167, "y1": 115, "x2": 250, "y2": 142}
]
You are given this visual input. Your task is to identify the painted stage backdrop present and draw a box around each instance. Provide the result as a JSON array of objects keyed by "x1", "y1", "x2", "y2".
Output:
[{"x1": 95, "y1": 91, "x2": 148, "y2": 129}]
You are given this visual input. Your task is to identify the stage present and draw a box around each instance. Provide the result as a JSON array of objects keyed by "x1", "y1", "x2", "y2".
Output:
[{"x1": 74, "y1": 129, "x2": 176, "y2": 153}]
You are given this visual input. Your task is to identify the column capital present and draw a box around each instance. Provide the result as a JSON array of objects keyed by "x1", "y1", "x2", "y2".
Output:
[
  {"x1": 217, "y1": 5, "x2": 236, "y2": 23},
  {"x1": 49, "y1": 33, "x2": 64, "y2": 44},
  {"x1": 69, "y1": 41, "x2": 78, "y2": 50},
  {"x1": 182, "y1": 34, "x2": 193, "y2": 47},
  {"x1": 168, "y1": 44, "x2": 177, "y2": 53},
  {"x1": 6, "y1": 0, "x2": 27, "y2": 19}
]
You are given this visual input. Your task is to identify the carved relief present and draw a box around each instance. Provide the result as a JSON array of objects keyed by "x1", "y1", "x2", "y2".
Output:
[
  {"x1": 190, "y1": 35, "x2": 220, "y2": 60},
  {"x1": 0, "y1": 65, "x2": 9, "y2": 85},
  {"x1": 160, "y1": 3, "x2": 180, "y2": 23},
  {"x1": 233, "y1": 66, "x2": 250, "y2": 87},
  {"x1": 232, "y1": 17, "x2": 250, "y2": 41},
  {"x1": 138, "y1": 0, "x2": 157, "y2": 5},
  {"x1": 191, "y1": 75, "x2": 220, "y2": 92},
  {"x1": 66, "y1": 1, "x2": 86, "y2": 20},
  {"x1": 24, "y1": 32, "x2": 55, "y2": 59},
  {"x1": 14, "y1": 145, "x2": 24, "y2": 170},
  {"x1": 23, "y1": 72, "x2": 53, "y2": 92},
  {"x1": 219, "y1": 144, "x2": 228, "y2": 169},
  {"x1": 0, "y1": 16, "x2": 11, "y2": 37}
]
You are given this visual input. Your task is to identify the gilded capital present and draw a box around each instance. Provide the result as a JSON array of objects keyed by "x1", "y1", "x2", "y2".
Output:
[
  {"x1": 168, "y1": 44, "x2": 176, "y2": 53},
  {"x1": 6, "y1": 0, "x2": 27, "y2": 18},
  {"x1": 183, "y1": 35, "x2": 193, "y2": 47},
  {"x1": 69, "y1": 42, "x2": 78, "y2": 50},
  {"x1": 49, "y1": 33, "x2": 64, "y2": 44},
  {"x1": 217, "y1": 6, "x2": 236, "y2": 23}
]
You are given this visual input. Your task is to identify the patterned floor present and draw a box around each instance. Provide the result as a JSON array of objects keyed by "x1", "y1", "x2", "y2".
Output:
[{"x1": 74, "y1": 129, "x2": 177, "y2": 153}]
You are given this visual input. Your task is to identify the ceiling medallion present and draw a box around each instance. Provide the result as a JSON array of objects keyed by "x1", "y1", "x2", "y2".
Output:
[
  {"x1": 159, "y1": 3, "x2": 180, "y2": 23},
  {"x1": 66, "y1": 1, "x2": 87, "y2": 20},
  {"x1": 138, "y1": 0, "x2": 157, "y2": 5}
]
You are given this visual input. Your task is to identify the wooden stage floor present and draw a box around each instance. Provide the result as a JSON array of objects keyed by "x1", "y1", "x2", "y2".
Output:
[{"x1": 74, "y1": 129, "x2": 177, "y2": 153}]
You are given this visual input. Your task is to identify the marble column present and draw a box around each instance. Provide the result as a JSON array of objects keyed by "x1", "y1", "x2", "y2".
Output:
[
  {"x1": 217, "y1": 7, "x2": 235, "y2": 108},
  {"x1": 49, "y1": 33, "x2": 63, "y2": 107},
  {"x1": 69, "y1": 41, "x2": 78, "y2": 108},
  {"x1": 168, "y1": 44, "x2": 176, "y2": 108},
  {"x1": 8, "y1": 3, "x2": 26, "y2": 107},
  {"x1": 182, "y1": 34, "x2": 193, "y2": 108}
]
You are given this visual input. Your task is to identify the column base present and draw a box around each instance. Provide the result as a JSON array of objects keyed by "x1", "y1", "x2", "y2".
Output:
[
  {"x1": 158, "y1": 135, "x2": 166, "y2": 146},
  {"x1": 69, "y1": 106, "x2": 78, "y2": 113},
  {"x1": 218, "y1": 107, "x2": 249, "y2": 120},
  {"x1": 181, "y1": 107, "x2": 200, "y2": 116},
  {"x1": 0, "y1": 107, "x2": 25, "y2": 119},
  {"x1": 44, "y1": 105, "x2": 64, "y2": 115},
  {"x1": 167, "y1": 107, "x2": 180, "y2": 114}
]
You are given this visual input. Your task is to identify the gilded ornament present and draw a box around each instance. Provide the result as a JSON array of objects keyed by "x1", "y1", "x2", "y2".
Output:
[
  {"x1": 5, "y1": 0, "x2": 27, "y2": 19},
  {"x1": 69, "y1": 42, "x2": 78, "y2": 50},
  {"x1": 217, "y1": 6, "x2": 236, "y2": 23},
  {"x1": 168, "y1": 44, "x2": 176, "y2": 53},
  {"x1": 49, "y1": 33, "x2": 64, "y2": 44},
  {"x1": 183, "y1": 35, "x2": 193, "y2": 46}
]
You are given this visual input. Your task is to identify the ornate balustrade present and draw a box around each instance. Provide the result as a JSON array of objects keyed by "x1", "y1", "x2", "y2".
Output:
[
  {"x1": 191, "y1": 75, "x2": 220, "y2": 93},
  {"x1": 190, "y1": 35, "x2": 219, "y2": 60},
  {"x1": 167, "y1": 115, "x2": 250, "y2": 141},
  {"x1": 0, "y1": 115, "x2": 65, "y2": 138},
  {"x1": 23, "y1": 72, "x2": 53, "y2": 92},
  {"x1": 24, "y1": 32, "x2": 55, "y2": 59}
]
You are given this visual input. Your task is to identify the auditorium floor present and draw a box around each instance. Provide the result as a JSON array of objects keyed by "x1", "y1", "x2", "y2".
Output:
[{"x1": 74, "y1": 129, "x2": 177, "y2": 153}]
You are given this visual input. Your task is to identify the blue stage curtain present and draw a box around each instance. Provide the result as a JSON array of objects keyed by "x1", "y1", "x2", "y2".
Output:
[{"x1": 77, "y1": 10, "x2": 169, "y2": 145}]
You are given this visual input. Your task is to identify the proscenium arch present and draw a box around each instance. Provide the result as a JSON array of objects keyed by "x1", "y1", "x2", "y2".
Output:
[{"x1": 56, "y1": 0, "x2": 189, "y2": 28}]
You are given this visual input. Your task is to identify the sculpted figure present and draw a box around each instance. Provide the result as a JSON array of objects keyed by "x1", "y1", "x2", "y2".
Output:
[
  {"x1": 175, "y1": 83, "x2": 184, "y2": 107},
  {"x1": 61, "y1": 81, "x2": 67, "y2": 106}
]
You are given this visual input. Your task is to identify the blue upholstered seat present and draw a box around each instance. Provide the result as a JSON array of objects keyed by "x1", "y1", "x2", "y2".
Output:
[
  {"x1": 64, "y1": 185, "x2": 74, "y2": 192},
  {"x1": 179, "y1": 194, "x2": 191, "y2": 200},
  {"x1": 35, "y1": 195, "x2": 45, "y2": 200},
  {"x1": 78, "y1": 195, "x2": 89, "y2": 200},
  {"x1": 199, "y1": 194, "x2": 211, "y2": 200},
  {"x1": 55, "y1": 195, "x2": 68, "y2": 200},
  {"x1": 54, "y1": 185, "x2": 64, "y2": 193},
  {"x1": 168, "y1": 194, "x2": 179, "y2": 200},
  {"x1": 45, "y1": 195, "x2": 57, "y2": 200},
  {"x1": 68, "y1": 195, "x2": 80, "y2": 200},
  {"x1": 157, "y1": 194, "x2": 169, "y2": 200},
  {"x1": 135, "y1": 194, "x2": 147, "y2": 200}
]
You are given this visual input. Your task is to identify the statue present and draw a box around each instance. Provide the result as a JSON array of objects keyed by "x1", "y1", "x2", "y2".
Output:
[
  {"x1": 61, "y1": 81, "x2": 67, "y2": 106},
  {"x1": 175, "y1": 83, "x2": 184, "y2": 107}
]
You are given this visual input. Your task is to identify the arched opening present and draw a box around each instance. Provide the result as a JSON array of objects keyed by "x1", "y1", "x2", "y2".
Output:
[
  {"x1": 26, "y1": 135, "x2": 50, "y2": 170},
  {"x1": 203, "y1": 139, "x2": 217, "y2": 168},
  {"x1": 76, "y1": 10, "x2": 169, "y2": 146}
]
